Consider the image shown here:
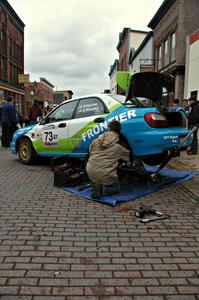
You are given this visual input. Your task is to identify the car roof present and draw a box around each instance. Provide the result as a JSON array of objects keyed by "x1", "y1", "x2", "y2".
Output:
[{"x1": 59, "y1": 93, "x2": 114, "y2": 105}]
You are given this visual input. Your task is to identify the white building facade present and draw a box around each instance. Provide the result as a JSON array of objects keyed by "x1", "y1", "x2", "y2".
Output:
[
  {"x1": 129, "y1": 32, "x2": 153, "y2": 73},
  {"x1": 184, "y1": 29, "x2": 199, "y2": 99}
]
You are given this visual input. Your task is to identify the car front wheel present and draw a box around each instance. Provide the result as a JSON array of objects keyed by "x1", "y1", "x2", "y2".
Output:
[{"x1": 18, "y1": 138, "x2": 38, "y2": 164}]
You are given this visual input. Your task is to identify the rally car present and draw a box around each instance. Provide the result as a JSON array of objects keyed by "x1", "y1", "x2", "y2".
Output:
[{"x1": 11, "y1": 72, "x2": 192, "y2": 165}]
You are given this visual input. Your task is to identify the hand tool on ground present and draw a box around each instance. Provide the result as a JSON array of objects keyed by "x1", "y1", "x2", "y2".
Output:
[
  {"x1": 149, "y1": 126, "x2": 197, "y2": 183},
  {"x1": 140, "y1": 215, "x2": 169, "y2": 223},
  {"x1": 135, "y1": 205, "x2": 163, "y2": 218}
]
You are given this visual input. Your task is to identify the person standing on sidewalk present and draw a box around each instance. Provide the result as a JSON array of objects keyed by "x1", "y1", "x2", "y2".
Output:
[
  {"x1": 86, "y1": 120, "x2": 130, "y2": 199},
  {"x1": 1, "y1": 97, "x2": 19, "y2": 148},
  {"x1": 182, "y1": 99, "x2": 191, "y2": 117},
  {"x1": 29, "y1": 100, "x2": 43, "y2": 125},
  {"x1": 170, "y1": 99, "x2": 187, "y2": 127},
  {"x1": 187, "y1": 97, "x2": 199, "y2": 155}
]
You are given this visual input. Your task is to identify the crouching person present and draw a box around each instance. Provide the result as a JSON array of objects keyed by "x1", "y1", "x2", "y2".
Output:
[{"x1": 86, "y1": 120, "x2": 130, "y2": 199}]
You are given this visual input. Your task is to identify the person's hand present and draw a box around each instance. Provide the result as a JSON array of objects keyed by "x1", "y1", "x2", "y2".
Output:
[{"x1": 16, "y1": 123, "x2": 21, "y2": 129}]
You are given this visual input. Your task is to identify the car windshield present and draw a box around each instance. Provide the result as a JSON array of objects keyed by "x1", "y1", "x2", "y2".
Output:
[{"x1": 109, "y1": 95, "x2": 150, "y2": 108}]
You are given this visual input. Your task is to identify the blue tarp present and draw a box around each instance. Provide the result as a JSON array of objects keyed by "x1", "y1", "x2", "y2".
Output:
[{"x1": 64, "y1": 166, "x2": 197, "y2": 207}]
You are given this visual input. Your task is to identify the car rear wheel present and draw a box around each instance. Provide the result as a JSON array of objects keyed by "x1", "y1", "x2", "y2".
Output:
[{"x1": 18, "y1": 138, "x2": 38, "y2": 164}]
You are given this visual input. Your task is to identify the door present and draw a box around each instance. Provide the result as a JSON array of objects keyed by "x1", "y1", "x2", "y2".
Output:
[
  {"x1": 68, "y1": 97, "x2": 108, "y2": 155},
  {"x1": 33, "y1": 100, "x2": 78, "y2": 155}
]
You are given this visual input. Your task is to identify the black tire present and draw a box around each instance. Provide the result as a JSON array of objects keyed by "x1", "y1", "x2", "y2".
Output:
[{"x1": 18, "y1": 138, "x2": 38, "y2": 164}]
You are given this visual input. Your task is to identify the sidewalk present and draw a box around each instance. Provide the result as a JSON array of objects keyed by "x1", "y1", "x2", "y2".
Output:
[
  {"x1": 168, "y1": 148, "x2": 199, "y2": 199},
  {"x1": 0, "y1": 148, "x2": 199, "y2": 299}
]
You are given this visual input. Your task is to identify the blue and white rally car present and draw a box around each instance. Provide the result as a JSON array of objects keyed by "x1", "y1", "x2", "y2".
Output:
[{"x1": 11, "y1": 72, "x2": 192, "y2": 165}]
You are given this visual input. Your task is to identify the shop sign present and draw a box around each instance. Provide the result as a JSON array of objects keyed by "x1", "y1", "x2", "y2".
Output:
[{"x1": 18, "y1": 74, "x2": 30, "y2": 84}]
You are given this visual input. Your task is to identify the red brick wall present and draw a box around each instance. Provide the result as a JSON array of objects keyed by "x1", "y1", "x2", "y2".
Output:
[{"x1": 118, "y1": 33, "x2": 129, "y2": 72}]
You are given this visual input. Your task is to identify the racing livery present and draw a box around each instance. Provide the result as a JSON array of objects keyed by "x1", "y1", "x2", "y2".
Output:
[{"x1": 11, "y1": 72, "x2": 192, "y2": 165}]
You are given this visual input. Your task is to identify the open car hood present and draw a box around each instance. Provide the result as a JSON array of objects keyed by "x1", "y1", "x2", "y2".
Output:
[{"x1": 125, "y1": 72, "x2": 174, "y2": 104}]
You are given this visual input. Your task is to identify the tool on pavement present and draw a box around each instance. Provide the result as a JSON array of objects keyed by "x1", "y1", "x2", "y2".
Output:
[
  {"x1": 135, "y1": 205, "x2": 169, "y2": 223},
  {"x1": 135, "y1": 205, "x2": 163, "y2": 218},
  {"x1": 140, "y1": 215, "x2": 169, "y2": 223}
]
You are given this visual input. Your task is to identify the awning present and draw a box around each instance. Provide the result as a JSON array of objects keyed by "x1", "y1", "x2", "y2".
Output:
[{"x1": 0, "y1": 85, "x2": 25, "y2": 95}]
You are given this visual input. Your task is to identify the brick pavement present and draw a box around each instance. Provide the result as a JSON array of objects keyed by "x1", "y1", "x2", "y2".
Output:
[{"x1": 0, "y1": 148, "x2": 199, "y2": 299}]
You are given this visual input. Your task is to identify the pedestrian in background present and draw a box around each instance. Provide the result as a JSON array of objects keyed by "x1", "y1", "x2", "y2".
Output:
[
  {"x1": 170, "y1": 99, "x2": 187, "y2": 127},
  {"x1": 44, "y1": 105, "x2": 52, "y2": 116},
  {"x1": 29, "y1": 100, "x2": 43, "y2": 125},
  {"x1": 1, "y1": 97, "x2": 19, "y2": 148},
  {"x1": 187, "y1": 97, "x2": 199, "y2": 155},
  {"x1": 182, "y1": 99, "x2": 191, "y2": 117}
]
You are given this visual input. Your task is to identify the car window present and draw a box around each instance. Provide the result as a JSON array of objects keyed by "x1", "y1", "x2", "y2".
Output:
[
  {"x1": 74, "y1": 97, "x2": 105, "y2": 119},
  {"x1": 110, "y1": 94, "x2": 146, "y2": 107},
  {"x1": 46, "y1": 100, "x2": 78, "y2": 123}
]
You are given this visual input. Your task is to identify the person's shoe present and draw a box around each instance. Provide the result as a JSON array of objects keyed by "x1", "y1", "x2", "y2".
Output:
[{"x1": 92, "y1": 183, "x2": 102, "y2": 199}]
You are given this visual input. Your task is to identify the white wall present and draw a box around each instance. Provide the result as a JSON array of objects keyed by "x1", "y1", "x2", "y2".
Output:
[
  {"x1": 184, "y1": 32, "x2": 199, "y2": 99},
  {"x1": 109, "y1": 68, "x2": 118, "y2": 95},
  {"x1": 129, "y1": 36, "x2": 153, "y2": 73},
  {"x1": 129, "y1": 32, "x2": 147, "y2": 53}
]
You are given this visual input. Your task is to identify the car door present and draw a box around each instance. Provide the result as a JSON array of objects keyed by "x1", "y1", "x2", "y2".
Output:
[
  {"x1": 68, "y1": 97, "x2": 108, "y2": 155},
  {"x1": 33, "y1": 100, "x2": 78, "y2": 155}
]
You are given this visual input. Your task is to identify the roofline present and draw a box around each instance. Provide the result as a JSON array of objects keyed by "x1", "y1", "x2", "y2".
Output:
[
  {"x1": 54, "y1": 90, "x2": 73, "y2": 94},
  {"x1": 108, "y1": 59, "x2": 119, "y2": 77},
  {"x1": 116, "y1": 27, "x2": 148, "y2": 51},
  {"x1": 0, "y1": 0, "x2": 25, "y2": 30},
  {"x1": 129, "y1": 31, "x2": 153, "y2": 64},
  {"x1": 40, "y1": 77, "x2": 54, "y2": 88},
  {"x1": 148, "y1": 0, "x2": 176, "y2": 29}
]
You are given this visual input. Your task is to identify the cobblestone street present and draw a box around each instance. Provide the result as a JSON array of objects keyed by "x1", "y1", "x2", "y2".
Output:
[{"x1": 0, "y1": 148, "x2": 199, "y2": 300}]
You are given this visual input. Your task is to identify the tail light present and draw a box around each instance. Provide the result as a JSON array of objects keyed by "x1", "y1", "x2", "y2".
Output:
[{"x1": 144, "y1": 113, "x2": 169, "y2": 128}]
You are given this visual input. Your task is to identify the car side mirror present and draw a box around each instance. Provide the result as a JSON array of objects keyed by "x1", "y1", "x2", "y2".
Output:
[{"x1": 37, "y1": 116, "x2": 45, "y2": 125}]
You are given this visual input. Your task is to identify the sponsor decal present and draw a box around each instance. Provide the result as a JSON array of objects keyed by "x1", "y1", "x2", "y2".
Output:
[
  {"x1": 82, "y1": 109, "x2": 136, "y2": 142},
  {"x1": 44, "y1": 124, "x2": 55, "y2": 130},
  {"x1": 43, "y1": 131, "x2": 59, "y2": 146},
  {"x1": 44, "y1": 141, "x2": 59, "y2": 146}
]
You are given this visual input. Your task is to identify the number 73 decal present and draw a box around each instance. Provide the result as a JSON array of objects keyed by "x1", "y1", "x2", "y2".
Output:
[{"x1": 43, "y1": 131, "x2": 58, "y2": 145}]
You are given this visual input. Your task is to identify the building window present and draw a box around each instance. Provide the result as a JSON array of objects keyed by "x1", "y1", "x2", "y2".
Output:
[
  {"x1": 170, "y1": 32, "x2": 176, "y2": 62},
  {"x1": 0, "y1": 29, "x2": 6, "y2": 51},
  {"x1": 190, "y1": 90, "x2": 198, "y2": 99},
  {"x1": 157, "y1": 45, "x2": 162, "y2": 70},
  {"x1": 0, "y1": 55, "x2": 7, "y2": 81},
  {"x1": 163, "y1": 39, "x2": 168, "y2": 66}
]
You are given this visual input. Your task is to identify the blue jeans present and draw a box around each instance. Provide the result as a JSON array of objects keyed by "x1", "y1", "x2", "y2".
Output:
[{"x1": 103, "y1": 181, "x2": 120, "y2": 196}]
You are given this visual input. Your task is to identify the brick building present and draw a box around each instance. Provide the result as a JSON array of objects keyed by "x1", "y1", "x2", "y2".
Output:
[
  {"x1": 148, "y1": 0, "x2": 199, "y2": 101},
  {"x1": 0, "y1": 0, "x2": 25, "y2": 115},
  {"x1": 53, "y1": 90, "x2": 73, "y2": 106},
  {"x1": 116, "y1": 27, "x2": 147, "y2": 94},
  {"x1": 24, "y1": 78, "x2": 54, "y2": 118}
]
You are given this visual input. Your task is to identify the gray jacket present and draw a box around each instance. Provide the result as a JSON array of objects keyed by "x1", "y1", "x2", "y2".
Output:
[{"x1": 86, "y1": 131, "x2": 130, "y2": 185}]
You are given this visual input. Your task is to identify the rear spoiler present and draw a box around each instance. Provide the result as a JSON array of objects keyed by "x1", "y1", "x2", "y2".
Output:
[{"x1": 116, "y1": 72, "x2": 133, "y2": 92}]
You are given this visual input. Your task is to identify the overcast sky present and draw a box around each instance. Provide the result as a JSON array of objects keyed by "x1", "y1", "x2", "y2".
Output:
[{"x1": 9, "y1": 0, "x2": 163, "y2": 97}]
